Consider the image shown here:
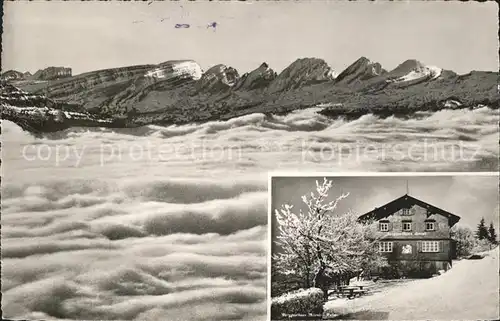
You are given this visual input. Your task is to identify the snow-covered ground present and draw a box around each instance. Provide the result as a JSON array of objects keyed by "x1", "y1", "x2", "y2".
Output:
[
  {"x1": 444, "y1": 100, "x2": 463, "y2": 108},
  {"x1": 325, "y1": 247, "x2": 500, "y2": 320}
]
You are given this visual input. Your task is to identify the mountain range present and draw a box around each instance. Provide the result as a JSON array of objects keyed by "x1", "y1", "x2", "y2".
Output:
[
  {"x1": 1, "y1": 57, "x2": 498, "y2": 132},
  {"x1": 1, "y1": 66, "x2": 72, "y2": 82}
]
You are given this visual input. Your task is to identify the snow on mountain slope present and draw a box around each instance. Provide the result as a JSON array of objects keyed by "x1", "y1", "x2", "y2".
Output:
[
  {"x1": 325, "y1": 247, "x2": 500, "y2": 320},
  {"x1": 394, "y1": 66, "x2": 442, "y2": 82},
  {"x1": 427, "y1": 65, "x2": 442, "y2": 79},
  {"x1": 387, "y1": 59, "x2": 442, "y2": 83},
  {"x1": 145, "y1": 60, "x2": 203, "y2": 81},
  {"x1": 326, "y1": 69, "x2": 338, "y2": 79},
  {"x1": 1, "y1": 82, "x2": 115, "y2": 132}
]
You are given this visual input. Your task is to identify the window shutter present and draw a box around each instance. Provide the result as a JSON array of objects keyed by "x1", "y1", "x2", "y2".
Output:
[
  {"x1": 389, "y1": 222, "x2": 393, "y2": 231},
  {"x1": 440, "y1": 241, "x2": 444, "y2": 252},
  {"x1": 417, "y1": 241, "x2": 422, "y2": 252}
]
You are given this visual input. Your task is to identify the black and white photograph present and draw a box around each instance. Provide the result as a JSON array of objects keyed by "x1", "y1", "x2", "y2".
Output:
[
  {"x1": 269, "y1": 173, "x2": 499, "y2": 320},
  {"x1": 0, "y1": 1, "x2": 498, "y2": 321}
]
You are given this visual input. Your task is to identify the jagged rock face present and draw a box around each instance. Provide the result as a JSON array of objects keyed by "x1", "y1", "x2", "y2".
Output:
[
  {"x1": 1, "y1": 82, "x2": 63, "y2": 131},
  {"x1": 32, "y1": 65, "x2": 155, "y2": 100},
  {"x1": 1, "y1": 82, "x2": 119, "y2": 132},
  {"x1": 0, "y1": 82, "x2": 52, "y2": 107},
  {"x1": 234, "y1": 62, "x2": 277, "y2": 91},
  {"x1": 195, "y1": 64, "x2": 240, "y2": 93},
  {"x1": 32, "y1": 67, "x2": 72, "y2": 81},
  {"x1": 24, "y1": 61, "x2": 202, "y2": 112},
  {"x1": 11, "y1": 57, "x2": 497, "y2": 130},
  {"x1": 335, "y1": 57, "x2": 387, "y2": 85},
  {"x1": 40, "y1": 61, "x2": 201, "y2": 100},
  {"x1": 1, "y1": 70, "x2": 26, "y2": 81},
  {"x1": 268, "y1": 58, "x2": 335, "y2": 93}
]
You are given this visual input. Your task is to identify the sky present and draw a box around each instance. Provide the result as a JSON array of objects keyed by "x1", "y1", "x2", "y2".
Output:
[
  {"x1": 2, "y1": 1, "x2": 498, "y2": 76},
  {"x1": 271, "y1": 175, "x2": 500, "y2": 239}
]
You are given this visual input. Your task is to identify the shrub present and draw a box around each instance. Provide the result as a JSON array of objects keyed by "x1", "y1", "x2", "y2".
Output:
[
  {"x1": 271, "y1": 287, "x2": 324, "y2": 320},
  {"x1": 471, "y1": 239, "x2": 496, "y2": 255}
]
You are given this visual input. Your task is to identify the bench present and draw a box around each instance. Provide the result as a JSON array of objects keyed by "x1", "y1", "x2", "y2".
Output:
[
  {"x1": 345, "y1": 288, "x2": 366, "y2": 299},
  {"x1": 337, "y1": 285, "x2": 365, "y2": 291},
  {"x1": 330, "y1": 287, "x2": 366, "y2": 299},
  {"x1": 348, "y1": 285, "x2": 364, "y2": 290}
]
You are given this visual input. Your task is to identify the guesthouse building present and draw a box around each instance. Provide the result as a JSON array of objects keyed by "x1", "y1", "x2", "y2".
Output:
[{"x1": 358, "y1": 194, "x2": 461, "y2": 278}]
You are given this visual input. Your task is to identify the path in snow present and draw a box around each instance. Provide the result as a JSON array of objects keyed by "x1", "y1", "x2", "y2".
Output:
[{"x1": 325, "y1": 247, "x2": 500, "y2": 320}]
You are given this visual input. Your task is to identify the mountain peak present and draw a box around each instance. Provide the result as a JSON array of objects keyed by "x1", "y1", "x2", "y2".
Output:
[
  {"x1": 196, "y1": 64, "x2": 240, "y2": 93},
  {"x1": 32, "y1": 66, "x2": 72, "y2": 81},
  {"x1": 355, "y1": 56, "x2": 371, "y2": 64},
  {"x1": 268, "y1": 58, "x2": 335, "y2": 92},
  {"x1": 392, "y1": 59, "x2": 426, "y2": 73},
  {"x1": 4, "y1": 56, "x2": 498, "y2": 131},
  {"x1": 234, "y1": 62, "x2": 276, "y2": 91},
  {"x1": 387, "y1": 59, "x2": 443, "y2": 84},
  {"x1": 335, "y1": 56, "x2": 386, "y2": 85}
]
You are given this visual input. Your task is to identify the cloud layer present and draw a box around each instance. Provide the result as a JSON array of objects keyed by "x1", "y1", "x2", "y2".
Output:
[
  {"x1": 2, "y1": 106, "x2": 498, "y2": 320},
  {"x1": 2, "y1": 176, "x2": 268, "y2": 320}
]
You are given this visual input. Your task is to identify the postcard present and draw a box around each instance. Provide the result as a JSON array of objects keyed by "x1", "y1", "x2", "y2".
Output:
[{"x1": 1, "y1": 1, "x2": 498, "y2": 320}]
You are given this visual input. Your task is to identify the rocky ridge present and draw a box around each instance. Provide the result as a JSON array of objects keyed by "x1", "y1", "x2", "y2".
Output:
[
  {"x1": 196, "y1": 64, "x2": 240, "y2": 93},
  {"x1": 234, "y1": 63, "x2": 277, "y2": 91},
  {"x1": 268, "y1": 58, "x2": 336, "y2": 93},
  {"x1": 32, "y1": 67, "x2": 72, "y2": 81},
  {"x1": 0, "y1": 81, "x2": 123, "y2": 133},
  {"x1": 334, "y1": 56, "x2": 387, "y2": 86},
  {"x1": 3, "y1": 57, "x2": 499, "y2": 131},
  {"x1": 1, "y1": 67, "x2": 72, "y2": 81},
  {"x1": 1, "y1": 70, "x2": 26, "y2": 81}
]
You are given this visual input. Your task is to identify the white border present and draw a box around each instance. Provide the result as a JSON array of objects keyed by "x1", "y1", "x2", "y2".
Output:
[
  {"x1": 267, "y1": 173, "x2": 272, "y2": 320},
  {"x1": 269, "y1": 171, "x2": 499, "y2": 178},
  {"x1": 266, "y1": 171, "x2": 499, "y2": 320}
]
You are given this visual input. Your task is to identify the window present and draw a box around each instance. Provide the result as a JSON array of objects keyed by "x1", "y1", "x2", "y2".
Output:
[
  {"x1": 401, "y1": 208, "x2": 410, "y2": 215},
  {"x1": 421, "y1": 241, "x2": 439, "y2": 252},
  {"x1": 379, "y1": 222, "x2": 389, "y2": 231},
  {"x1": 379, "y1": 242, "x2": 393, "y2": 252},
  {"x1": 402, "y1": 222, "x2": 412, "y2": 231},
  {"x1": 425, "y1": 222, "x2": 435, "y2": 231}
]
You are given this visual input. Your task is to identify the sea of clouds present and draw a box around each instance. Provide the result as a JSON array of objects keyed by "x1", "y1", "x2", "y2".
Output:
[
  {"x1": 2, "y1": 176, "x2": 269, "y2": 320},
  {"x1": 1, "y1": 106, "x2": 499, "y2": 320}
]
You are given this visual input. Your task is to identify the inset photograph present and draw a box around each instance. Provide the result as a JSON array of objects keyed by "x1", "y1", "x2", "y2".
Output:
[{"x1": 269, "y1": 173, "x2": 499, "y2": 320}]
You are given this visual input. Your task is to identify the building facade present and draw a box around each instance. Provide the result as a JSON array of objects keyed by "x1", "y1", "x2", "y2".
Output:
[{"x1": 358, "y1": 194, "x2": 461, "y2": 278}]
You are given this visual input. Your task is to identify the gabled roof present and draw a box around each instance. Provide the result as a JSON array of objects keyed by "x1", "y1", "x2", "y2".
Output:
[{"x1": 358, "y1": 194, "x2": 461, "y2": 227}]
